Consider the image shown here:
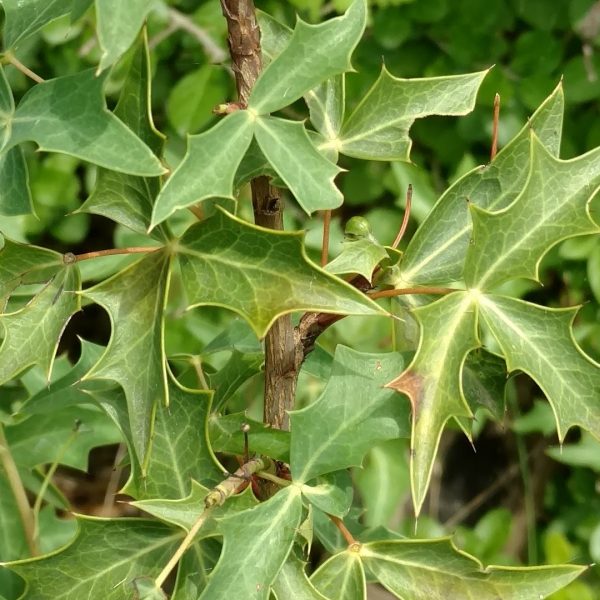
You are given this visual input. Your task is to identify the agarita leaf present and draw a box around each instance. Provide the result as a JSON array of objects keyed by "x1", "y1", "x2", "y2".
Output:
[
  {"x1": 0, "y1": 266, "x2": 80, "y2": 385},
  {"x1": 360, "y1": 539, "x2": 585, "y2": 599},
  {"x1": 466, "y1": 132, "x2": 600, "y2": 289},
  {"x1": 272, "y1": 552, "x2": 330, "y2": 600},
  {"x1": 254, "y1": 116, "x2": 343, "y2": 214},
  {"x1": 1, "y1": 69, "x2": 165, "y2": 177},
  {"x1": 462, "y1": 349, "x2": 507, "y2": 422},
  {"x1": 177, "y1": 210, "x2": 384, "y2": 338},
  {"x1": 0, "y1": 147, "x2": 32, "y2": 216},
  {"x1": 79, "y1": 34, "x2": 167, "y2": 238},
  {"x1": 335, "y1": 67, "x2": 488, "y2": 161},
  {"x1": 325, "y1": 237, "x2": 388, "y2": 283},
  {"x1": 311, "y1": 551, "x2": 366, "y2": 600},
  {"x1": 7, "y1": 517, "x2": 183, "y2": 599},
  {"x1": 256, "y1": 10, "x2": 292, "y2": 65},
  {"x1": 386, "y1": 292, "x2": 479, "y2": 516},
  {"x1": 290, "y1": 346, "x2": 409, "y2": 484},
  {"x1": 399, "y1": 83, "x2": 564, "y2": 285},
  {"x1": 95, "y1": 0, "x2": 154, "y2": 72},
  {"x1": 478, "y1": 295, "x2": 600, "y2": 441},
  {"x1": 306, "y1": 75, "x2": 345, "y2": 141},
  {"x1": 248, "y1": 0, "x2": 366, "y2": 115},
  {"x1": 0, "y1": 0, "x2": 71, "y2": 49},
  {"x1": 82, "y1": 250, "x2": 171, "y2": 468},
  {"x1": 301, "y1": 470, "x2": 353, "y2": 518},
  {"x1": 151, "y1": 110, "x2": 254, "y2": 228},
  {"x1": 199, "y1": 486, "x2": 302, "y2": 599}
]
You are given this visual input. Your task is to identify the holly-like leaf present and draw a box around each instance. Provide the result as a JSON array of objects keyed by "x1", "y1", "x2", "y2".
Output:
[
  {"x1": 79, "y1": 34, "x2": 166, "y2": 237},
  {"x1": 386, "y1": 292, "x2": 479, "y2": 516},
  {"x1": 335, "y1": 68, "x2": 487, "y2": 161},
  {"x1": 199, "y1": 486, "x2": 302, "y2": 599},
  {"x1": 478, "y1": 295, "x2": 600, "y2": 441},
  {"x1": 7, "y1": 518, "x2": 183, "y2": 599},
  {"x1": 290, "y1": 346, "x2": 409, "y2": 484},
  {"x1": 257, "y1": 10, "x2": 292, "y2": 65},
  {"x1": 82, "y1": 250, "x2": 171, "y2": 467},
  {"x1": 209, "y1": 412, "x2": 291, "y2": 462},
  {"x1": 0, "y1": 266, "x2": 80, "y2": 385},
  {"x1": 466, "y1": 133, "x2": 600, "y2": 289},
  {"x1": 254, "y1": 116, "x2": 343, "y2": 214},
  {"x1": 0, "y1": 147, "x2": 32, "y2": 216},
  {"x1": 1, "y1": 68, "x2": 165, "y2": 177},
  {"x1": 325, "y1": 238, "x2": 388, "y2": 282},
  {"x1": 301, "y1": 470, "x2": 353, "y2": 518},
  {"x1": 177, "y1": 210, "x2": 384, "y2": 338},
  {"x1": 95, "y1": 0, "x2": 154, "y2": 72},
  {"x1": 151, "y1": 110, "x2": 254, "y2": 228},
  {"x1": 306, "y1": 75, "x2": 345, "y2": 142},
  {"x1": 0, "y1": 0, "x2": 71, "y2": 49},
  {"x1": 311, "y1": 551, "x2": 366, "y2": 600},
  {"x1": 272, "y1": 552, "x2": 330, "y2": 600},
  {"x1": 249, "y1": 0, "x2": 366, "y2": 115},
  {"x1": 360, "y1": 539, "x2": 585, "y2": 599},
  {"x1": 462, "y1": 349, "x2": 507, "y2": 421},
  {"x1": 399, "y1": 83, "x2": 564, "y2": 285}
]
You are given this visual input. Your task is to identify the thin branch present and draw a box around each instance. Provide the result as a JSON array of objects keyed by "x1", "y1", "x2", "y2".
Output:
[
  {"x1": 4, "y1": 52, "x2": 44, "y2": 84},
  {"x1": 491, "y1": 93, "x2": 500, "y2": 161},
  {"x1": 321, "y1": 210, "x2": 332, "y2": 266},
  {"x1": 392, "y1": 184, "x2": 412, "y2": 249},
  {"x1": 255, "y1": 470, "x2": 291, "y2": 488},
  {"x1": 367, "y1": 286, "x2": 456, "y2": 300},
  {"x1": 101, "y1": 443, "x2": 127, "y2": 517},
  {"x1": 0, "y1": 425, "x2": 38, "y2": 556},
  {"x1": 168, "y1": 7, "x2": 227, "y2": 63},
  {"x1": 190, "y1": 356, "x2": 210, "y2": 391},
  {"x1": 328, "y1": 514, "x2": 359, "y2": 547},
  {"x1": 64, "y1": 246, "x2": 161, "y2": 264}
]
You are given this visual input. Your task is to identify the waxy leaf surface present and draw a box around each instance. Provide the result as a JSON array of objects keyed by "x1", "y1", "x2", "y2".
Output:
[
  {"x1": 386, "y1": 292, "x2": 479, "y2": 516},
  {"x1": 337, "y1": 68, "x2": 487, "y2": 161},
  {"x1": 80, "y1": 35, "x2": 166, "y2": 238},
  {"x1": 272, "y1": 553, "x2": 330, "y2": 600},
  {"x1": 151, "y1": 111, "x2": 253, "y2": 228},
  {"x1": 199, "y1": 486, "x2": 302, "y2": 599},
  {"x1": 96, "y1": 0, "x2": 154, "y2": 71},
  {"x1": 361, "y1": 539, "x2": 585, "y2": 599},
  {"x1": 466, "y1": 133, "x2": 600, "y2": 288},
  {"x1": 82, "y1": 251, "x2": 171, "y2": 467},
  {"x1": 306, "y1": 75, "x2": 345, "y2": 141},
  {"x1": 8, "y1": 518, "x2": 182, "y2": 599},
  {"x1": 399, "y1": 84, "x2": 564, "y2": 285},
  {"x1": 177, "y1": 210, "x2": 384, "y2": 338},
  {"x1": 311, "y1": 551, "x2": 366, "y2": 600},
  {"x1": 255, "y1": 116, "x2": 343, "y2": 214},
  {"x1": 0, "y1": 266, "x2": 80, "y2": 385},
  {"x1": 479, "y1": 295, "x2": 600, "y2": 441},
  {"x1": 249, "y1": 0, "x2": 366, "y2": 114},
  {"x1": 1, "y1": 69, "x2": 165, "y2": 177},
  {"x1": 290, "y1": 346, "x2": 409, "y2": 484},
  {"x1": 325, "y1": 237, "x2": 388, "y2": 282}
]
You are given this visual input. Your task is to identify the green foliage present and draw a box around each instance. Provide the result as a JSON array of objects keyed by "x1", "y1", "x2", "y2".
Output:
[{"x1": 0, "y1": 1, "x2": 599, "y2": 598}]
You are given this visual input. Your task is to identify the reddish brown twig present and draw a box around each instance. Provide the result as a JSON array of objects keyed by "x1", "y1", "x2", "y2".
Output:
[
  {"x1": 63, "y1": 247, "x2": 161, "y2": 263},
  {"x1": 321, "y1": 210, "x2": 332, "y2": 266},
  {"x1": 491, "y1": 93, "x2": 500, "y2": 161},
  {"x1": 328, "y1": 514, "x2": 359, "y2": 547},
  {"x1": 392, "y1": 184, "x2": 413, "y2": 249},
  {"x1": 367, "y1": 287, "x2": 455, "y2": 300}
]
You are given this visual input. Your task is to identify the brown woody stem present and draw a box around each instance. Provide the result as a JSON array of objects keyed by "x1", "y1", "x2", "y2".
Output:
[
  {"x1": 64, "y1": 247, "x2": 160, "y2": 263},
  {"x1": 328, "y1": 514, "x2": 359, "y2": 547},
  {"x1": 221, "y1": 0, "x2": 299, "y2": 432},
  {"x1": 368, "y1": 287, "x2": 456, "y2": 300},
  {"x1": 392, "y1": 184, "x2": 412, "y2": 249}
]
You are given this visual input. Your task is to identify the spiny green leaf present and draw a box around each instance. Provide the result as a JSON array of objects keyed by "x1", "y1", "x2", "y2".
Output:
[
  {"x1": 0, "y1": 0, "x2": 71, "y2": 49},
  {"x1": 177, "y1": 210, "x2": 384, "y2": 338},
  {"x1": 2, "y1": 69, "x2": 165, "y2": 177},
  {"x1": 399, "y1": 83, "x2": 564, "y2": 285},
  {"x1": 466, "y1": 133, "x2": 600, "y2": 289},
  {"x1": 254, "y1": 116, "x2": 343, "y2": 214},
  {"x1": 360, "y1": 538, "x2": 585, "y2": 599},
  {"x1": 199, "y1": 486, "x2": 303, "y2": 600},
  {"x1": 301, "y1": 470, "x2": 353, "y2": 518},
  {"x1": 95, "y1": 0, "x2": 154, "y2": 72},
  {"x1": 257, "y1": 10, "x2": 292, "y2": 65},
  {"x1": 82, "y1": 251, "x2": 171, "y2": 467},
  {"x1": 325, "y1": 237, "x2": 388, "y2": 282},
  {"x1": 462, "y1": 349, "x2": 507, "y2": 422},
  {"x1": 132, "y1": 480, "x2": 257, "y2": 532},
  {"x1": 79, "y1": 34, "x2": 166, "y2": 238},
  {"x1": 249, "y1": 0, "x2": 366, "y2": 115},
  {"x1": 311, "y1": 551, "x2": 366, "y2": 600},
  {"x1": 335, "y1": 67, "x2": 488, "y2": 161},
  {"x1": 386, "y1": 292, "x2": 479, "y2": 516},
  {"x1": 208, "y1": 412, "x2": 291, "y2": 462},
  {"x1": 0, "y1": 147, "x2": 32, "y2": 216},
  {"x1": 306, "y1": 75, "x2": 345, "y2": 141},
  {"x1": 272, "y1": 552, "x2": 330, "y2": 600},
  {"x1": 7, "y1": 518, "x2": 183, "y2": 599},
  {"x1": 478, "y1": 295, "x2": 600, "y2": 441},
  {"x1": 290, "y1": 346, "x2": 409, "y2": 484},
  {"x1": 151, "y1": 110, "x2": 254, "y2": 228},
  {"x1": 0, "y1": 266, "x2": 80, "y2": 385}
]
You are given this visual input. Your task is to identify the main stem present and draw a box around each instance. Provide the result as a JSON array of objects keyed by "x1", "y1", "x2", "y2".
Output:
[{"x1": 220, "y1": 0, "x2": 299, "y2": 431}]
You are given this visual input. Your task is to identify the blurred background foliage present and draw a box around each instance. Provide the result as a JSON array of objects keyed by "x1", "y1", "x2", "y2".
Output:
[{"x1": 1, "y1": 0, "x2": 600, "y2": 597}]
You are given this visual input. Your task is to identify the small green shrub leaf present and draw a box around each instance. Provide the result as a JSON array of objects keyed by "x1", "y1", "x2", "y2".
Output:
[
  {"x1": 311, "y1": 551, "x2": 366, "y2": 600},
  {"x1": 272, "y1": 552, "x2": 330, "y2": 600},
  {"x1": 0, "y1": 147, "x2": 33, "y2": 216},
  {"x1": 301, "y1": 470, "x2": 353, "y2": 518},
  {"x1": 325, "y1": 237, "x2": 388, "y2": 282},
  {"x1": 306, "y1": 75, "x2": 346, "y2": 141}
]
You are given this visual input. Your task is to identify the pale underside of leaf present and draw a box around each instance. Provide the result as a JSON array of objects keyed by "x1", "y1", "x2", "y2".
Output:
[{"x1": 386, "y1": 292, "x2": 479, "y2": 516}]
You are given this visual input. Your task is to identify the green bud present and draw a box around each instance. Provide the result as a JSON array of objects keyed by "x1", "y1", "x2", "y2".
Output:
[{"x1": 344, "y1": 216, "x2": 372, "y2": 241}]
